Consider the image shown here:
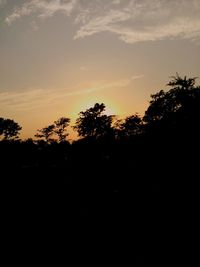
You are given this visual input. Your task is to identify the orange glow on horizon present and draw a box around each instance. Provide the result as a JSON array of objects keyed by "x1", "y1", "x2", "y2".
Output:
[{"x1": 71, "y1": 97, "x2": 121, "y2": 120}]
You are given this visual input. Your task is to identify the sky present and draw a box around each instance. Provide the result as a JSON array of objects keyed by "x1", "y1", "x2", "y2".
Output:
[{"x1": 0, "y1": 0, "x2": 200, "y2": 140}]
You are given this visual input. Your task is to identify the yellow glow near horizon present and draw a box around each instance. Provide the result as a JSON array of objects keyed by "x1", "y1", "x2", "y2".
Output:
[
  {"x1": 71, "y1": 96, "x2": 120, "y2": 120},
  {"x1": 67, "y1": 98, "x2": 120, "y2": 141},
  {"x1": 1, "y1": 1, "x2": 199, "y2": 141}
]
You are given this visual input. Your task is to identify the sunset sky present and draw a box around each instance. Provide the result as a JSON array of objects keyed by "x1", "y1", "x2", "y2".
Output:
[{"x1": 0, "y1": 0, "x2": 200, "y2": 139}]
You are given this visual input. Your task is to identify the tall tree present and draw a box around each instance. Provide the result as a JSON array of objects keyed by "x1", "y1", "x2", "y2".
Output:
[
  {"x1": 74, "y1": 103, "x2": 114, "y2": 139},
  {"x1": 54, "y1": 117, "x2": 70, "y2": 142},
  {"x1": 35, "y1": 124, "x2": 55, "y2": 143},
  {"x1": 35, "y1": 117, "x2": 70, "y2": 143},
  {"x1": 0, "y1": 118, "x2": 22, "y2": 140},
  {"x1": 143, "y1": 74, "x2": 200, "y2": 134}
]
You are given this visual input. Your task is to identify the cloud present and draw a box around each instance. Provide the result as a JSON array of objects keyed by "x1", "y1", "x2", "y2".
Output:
[
  {"x1": 112, "y1": 0, "x2": 121, "y2": 5},
  {"x1": 74, "y1": 9, "x2": 130, "y2": 39},
  {"x1": 0, "y1": 0, "x2": 6, "y2": 7},
  {"x1": 67, "y1": 79, "x2": 131, "y2": 96},
  {"x1": 0, "y1": 78, "x2": 133, "y2": 111},
  {"x1": 74, "y1": 0, "x2": 200, "y2": 44},
  {"x1": 80, "y1": 66, "x2": 88, "y2": 71},
  {"x1": 5, "y1": 0, "x2": 200, "y2": 44},
  {"x1": 0, "y1": 89, "x2": 48, "y2": 111},
  {"x1": 131, "y1": 75, "x2": 144, "y2": 80},
  {"x1": 5, "y1": 0, "x2": 77, "y2": 25}
]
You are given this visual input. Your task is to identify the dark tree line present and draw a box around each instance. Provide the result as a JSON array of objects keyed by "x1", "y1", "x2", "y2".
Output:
[
  {"x1": 1, "y1": 74, "x2": 199, "y2": 265},
  {"x1": 1, "y1": 74, "x2": 199, "y2": 143},
  {"x1": 55, "y1": 74, "x2": 199, "y2": 144}
]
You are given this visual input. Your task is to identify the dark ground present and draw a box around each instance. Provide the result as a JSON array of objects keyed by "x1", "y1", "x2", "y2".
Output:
[{"x1": 1, "y1": 134, "x2": 198, "y2": 265}]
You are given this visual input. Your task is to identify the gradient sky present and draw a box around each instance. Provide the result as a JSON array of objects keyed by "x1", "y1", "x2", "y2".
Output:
[{"x1": 0, "y1": 0, "x2": 200, "y2": 139}]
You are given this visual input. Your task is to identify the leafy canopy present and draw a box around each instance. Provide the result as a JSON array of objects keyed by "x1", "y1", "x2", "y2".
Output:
[
  {"x1": 0, "y1": 118, "x2": 22, "y2": 140},
  {"x1": 74, "y1": 103, "x2": 114, "y2": 139}
]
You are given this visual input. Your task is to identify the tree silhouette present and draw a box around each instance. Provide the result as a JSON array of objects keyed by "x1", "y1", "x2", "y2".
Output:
[
  {"x1": 35, "y1": 124, "x2": 55, "y2": 143},
  {"x1": 1, "y1": 74, "x2": 200, "y2": 266},
  {"x1": 115, "y1": 114, "x2": 142, "y2": 138},
  {"x1": 167, "y1": 73, "x2": 197, "y2": 89},
  {"x1": 54, "y1": 117, "x2": 70, "y2": 142},
  {"x1": 0, "y1": 118, "x2": 22, "y2": 140},
  {"x1": 143, "y1": 74, "x2": 200, "y2": 134},
  {"x1": 35, "y1": 117, "x2": 70, "y2": 143},
  {"x1": 74, "y1": 103, "x2": 114, "y2": 139}
]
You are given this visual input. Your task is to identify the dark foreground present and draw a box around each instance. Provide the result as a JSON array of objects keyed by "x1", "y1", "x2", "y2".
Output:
[
  {"x1": 1, "y1": 135, "x2": 198, "y2": 265},
  {"x1": 1, "y1": 75, "x2": 199, "y2": 264}
]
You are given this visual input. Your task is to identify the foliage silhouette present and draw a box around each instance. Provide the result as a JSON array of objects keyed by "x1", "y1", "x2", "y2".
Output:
[
  {"x1": 115, "y1": 114, "x2": 143, "y2": 139},
  {"x1": 54, "y1": 117, "x2": 70, "y2": 142},
  {"x1": 143, "y1": 73, "x2": 200, "y2": 136},
  {"x1": 74, "y1": 103, "x2": 114, "y2": 139},
  {"x1": 35, "y1": 124, "x2": 55, "y2": 143},
  {"x1": 0, "y1": 117, "x2": 22, "y2": 140},
  {"x1": 1, "y1": 74, "x2": 200, "y2": 265},
  {"x1": 35, "y1": 117, "x2": 70, "y2": 143}
]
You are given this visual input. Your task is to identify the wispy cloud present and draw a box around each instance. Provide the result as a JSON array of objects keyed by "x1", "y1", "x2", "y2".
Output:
[
  {"x1": 80, "y1": 66, "x2": 88, "y2": 71},
  {"x1": 0, "y1": 77, "x2": 136, "y2": 111},
  {"x1": 112, "y1": 0, "x2": 121, "y2": 5},
  {"x1": 67, "y1": 79, "x2": 131, "y2": 96},
  {"x1": 5, "y1": 0, "x2": 200, "y2": 44},
  {"x1": 5, "y1": 0, "x2": 77, "y2": 25},
  {"x1": 0, "y1": 89, "x2": 48, "y2": 111},
  {"x1": 74, "y1": 8, "x2": 130, "y2": 39},
  {"x1": 0, "y1": 0, "x2": 6, "y2": 7},
  {"x1": 74, "y1": 0, "x2": 200, "y2": 44},
  {"x1": 131, "y1": 74, "x2": 144, "y2": 80}
]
